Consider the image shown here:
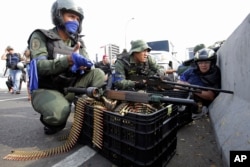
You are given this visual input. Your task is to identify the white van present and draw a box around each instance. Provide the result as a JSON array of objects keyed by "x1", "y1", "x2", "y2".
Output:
[{"x1": 147, "y1": 40, "x2": 181, "y2": 81}]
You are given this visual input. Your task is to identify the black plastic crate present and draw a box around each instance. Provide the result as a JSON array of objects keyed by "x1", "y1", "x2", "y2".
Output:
[
  {"x1": 177, "y1": 105, "x2": 193, "y2": 129},
  {"x1": 79, "y1": 103, "x2": 178, "y2": 167},
  {"x1": 100, "y1": 128, "x2": 177, "y2": 167},
  {"x1": 100, "y1": 134, "x2": 177, "y2": 167},
  {"x1": 147, "y1": 90, "x2": 193, "y2": 128}
]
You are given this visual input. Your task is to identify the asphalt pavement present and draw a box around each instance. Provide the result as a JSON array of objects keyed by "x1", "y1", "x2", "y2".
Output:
[
  {"x1": 0, "y1": 82, "x2": 114, "y2": 167},
  {"x1": 0, "y1": 76, "x2": 8, "y2": 89}
]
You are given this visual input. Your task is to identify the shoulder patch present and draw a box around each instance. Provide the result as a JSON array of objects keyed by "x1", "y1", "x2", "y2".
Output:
[{"x1": 31, "y1": 38, "x2": 41, "y2": 50}]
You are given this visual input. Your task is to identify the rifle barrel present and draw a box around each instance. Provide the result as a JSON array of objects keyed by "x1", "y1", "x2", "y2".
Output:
[
  {"x1": 160, "y1": 96, "x2": 195, "y2": 105},
  {"x1": 105, "y1": 90, "x2": 196, "y2": 105},
  {"x1": 65, "y1": 87, "x2": 197, "y2": 106},
  {"x1": 162, "y1": 80, "x2": 234, "y2": 94}
]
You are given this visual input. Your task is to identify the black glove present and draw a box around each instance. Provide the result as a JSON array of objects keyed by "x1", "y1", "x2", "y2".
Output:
[{"x1": 134, "y1": 80, "x2": 146, "y2": 89}]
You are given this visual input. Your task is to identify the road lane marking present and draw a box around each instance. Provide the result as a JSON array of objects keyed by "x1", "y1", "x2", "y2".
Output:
[
  {"x1": 0, "y1": 114, "x2": 39, "y2": 119},
  {"x1": 0, "y1": 97, "x2": 27, "y2": 102},
  {"x1": 52, "y1": 146, "x2": 96, "y2": 167}
]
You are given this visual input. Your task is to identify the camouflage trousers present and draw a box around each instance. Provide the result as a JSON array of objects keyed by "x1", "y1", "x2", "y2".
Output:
[{"x1": 31, "y1": 68, "x2": 105, "y2": 126}]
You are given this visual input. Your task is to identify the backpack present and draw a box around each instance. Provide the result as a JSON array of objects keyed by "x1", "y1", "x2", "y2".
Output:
[{"x1": 6, "y1": 53, "x2": 21, "y2": 70}]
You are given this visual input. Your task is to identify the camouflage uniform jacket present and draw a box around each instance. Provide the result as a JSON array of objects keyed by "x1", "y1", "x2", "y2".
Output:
[
  {"x1": 28, "y1": 27, "x2": 90, "y2": 93},
  {"x1": 114, "y1": 54, "x2": 165, "y2": 90}
]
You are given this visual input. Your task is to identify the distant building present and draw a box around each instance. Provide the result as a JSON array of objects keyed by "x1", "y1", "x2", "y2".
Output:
[
  {"x1": 186, "y1": 47, "x2": 194, "y2": 60},
  {"x1": 108, "y1": 44, "x2": 119, "y2": 65},
  {"x1": 99, "y1": 44, "x2": 120, "y2": 65}
]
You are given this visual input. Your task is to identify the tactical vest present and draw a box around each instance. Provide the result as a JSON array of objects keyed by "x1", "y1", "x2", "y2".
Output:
[
  {"x1": 28, "y1": 29, "x2": 84, "y2": 93},
  {"x1": 30, "y1": 29, "x2": 85, "y2": 60},
  {"x1": 118, "y1": 54, "x2": 154, "y2": 80},
  {"x1": 6, "y1": 53, "x2": 20, "y2": 70}
]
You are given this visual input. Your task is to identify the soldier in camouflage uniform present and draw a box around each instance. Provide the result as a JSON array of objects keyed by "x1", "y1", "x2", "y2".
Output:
[
  {"x1": 114, "y1": 39, "x2": 165, "y2": 90},
  {"x1": 28, "y1": 0, "x2": 105, "y2": 135}
]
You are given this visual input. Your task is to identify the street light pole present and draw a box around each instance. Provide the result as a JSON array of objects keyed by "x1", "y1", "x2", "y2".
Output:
[{"x1": 124, "y1": 17, "x2": 134, "y2": 50}]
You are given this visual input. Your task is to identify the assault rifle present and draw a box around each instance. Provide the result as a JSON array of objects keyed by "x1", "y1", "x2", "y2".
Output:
[
  {"x1": 130, "y1": 75, "x2": 234, "y2": 94},
  {"x1": 64, "y1": 87, "x2": 196, "y2": 106}
]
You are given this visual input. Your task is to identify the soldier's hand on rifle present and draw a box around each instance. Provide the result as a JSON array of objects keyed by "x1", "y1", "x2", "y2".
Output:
[
  {"x1": 134, "y1": 79, "x2": 146, "y2": 89},
  {"x1": 174, "y1": 80, "x2": 190, "y2": 90},
  {"x1": 177, "y1": 80, "x2": 190, "y2": 85},
  {"x1": 166, "y1": 69, "x2": 177, "y2": 74}
]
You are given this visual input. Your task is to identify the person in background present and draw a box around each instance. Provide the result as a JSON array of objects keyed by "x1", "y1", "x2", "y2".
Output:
[
  {"x1": 1, "y1": 46, "x2": 23, "y2": 94},
  {"x1": 5, "y1": 76, "x2": 13, "y2": 92},
  {"x1": 178, "y1": 48, "x2": 221, "y2": 119},
  {"x1": 23, "y1": 48, "x2": 31, "y2": 100},
  {"x1": 6, "y1": 74, "x2": 24, "y2": 93},
  {"x1": 113, "y1": 39, "x2": 166, "y2": 91},
  {"x1": 193, "y1": 44, "x2": 206, "y2": 56},
  {"x1": 94, "y1": 54, "x2": 111, "y2": 80},
  {"x1": 28, "y1": 0, "x2": 105, "y2": 135},
  {"x1": 118, "y1": 49, "x2": 128, "y2": 58},
  {"x1": 165, "y1": 61, "x2": 177, "y2": 81}
]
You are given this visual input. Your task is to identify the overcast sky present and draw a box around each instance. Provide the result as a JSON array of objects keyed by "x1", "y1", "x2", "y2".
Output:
[{"x1": 0, "y1": 0, "x2": 249, "y2": 62}]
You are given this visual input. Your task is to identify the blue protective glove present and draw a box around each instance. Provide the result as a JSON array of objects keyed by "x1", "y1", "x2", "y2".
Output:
[{"x1": 71, "y1": 52, "x2": 93, "y2": 73}]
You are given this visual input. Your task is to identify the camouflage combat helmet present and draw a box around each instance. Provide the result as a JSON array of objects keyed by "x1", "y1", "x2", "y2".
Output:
[
  {"x1": 129, "y1": 40, "x2": 151, "y2": 55},
  {"x1": 193, "y1": 44, "x2": 205, "y2": 55}
]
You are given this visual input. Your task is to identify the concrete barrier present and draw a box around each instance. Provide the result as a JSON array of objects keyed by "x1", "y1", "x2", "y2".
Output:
[{"x1": 209, "y1": 13, "x2": 250, "y2": 167}]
